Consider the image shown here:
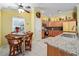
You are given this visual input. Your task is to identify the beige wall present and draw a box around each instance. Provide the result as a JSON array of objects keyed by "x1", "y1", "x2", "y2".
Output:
[
  {"x1": 41, "y1": 10, "x2": 74, "y2": 22},
  {"x1": 31, "y1": 9, "x2": 43, "y2": 39},
  {"x1": 1, "y1": 8, "x2": 31, "y2": 45},
  {"x1": 51, "y1": 10, "x2": 74, "y2": 21},
  {"x1": 31, "y1": 8, "x2": 35, "y2": 33},
  {"x1": 77, "y1": 5, "x2": 79, "y2": 35},
  {"x1": 41, "y1": 16, "x2": 49, "y2": 21},
  {"x1": 0, "y1": 9, "x2": 1, "y2": 46}
]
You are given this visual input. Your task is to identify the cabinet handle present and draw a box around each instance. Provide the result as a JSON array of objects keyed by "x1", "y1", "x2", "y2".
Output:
[{"x1": 72, "y1": 26, "x2": 75, "y2": 30}]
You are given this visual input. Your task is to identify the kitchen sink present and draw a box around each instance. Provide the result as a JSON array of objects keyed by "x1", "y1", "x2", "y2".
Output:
[{"x1": 61, "y1": 34, "x2": 76, "y2": 38}]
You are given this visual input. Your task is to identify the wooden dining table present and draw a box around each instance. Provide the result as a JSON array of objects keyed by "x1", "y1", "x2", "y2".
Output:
[{"x1": 11, "y1": 32, "x2": 29, "y2": 55}]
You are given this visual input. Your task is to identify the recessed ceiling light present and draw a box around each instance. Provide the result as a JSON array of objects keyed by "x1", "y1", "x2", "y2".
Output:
[{"x1": 57, "y1": 10, "x2": 62, "y2": 14}]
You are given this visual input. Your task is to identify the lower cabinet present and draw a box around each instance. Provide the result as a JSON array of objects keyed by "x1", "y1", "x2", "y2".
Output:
[
  {"x1": 42, "y1": 31, "x2": 45, "y2": 39},
  {"x1": 47, "y1": 44, "x2": 75, "y2": 56},
  {"x1": 48, "y1": 30, "x2": 63, "y2": 37}
]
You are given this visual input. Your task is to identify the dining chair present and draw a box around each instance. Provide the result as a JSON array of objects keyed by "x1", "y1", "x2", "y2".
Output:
[
  {"x1": 5, "y1": 34, "x2": 23, "y2": 56},
  {"x1": 25, "y1": 32, "x2": 33, "y2": 51}
]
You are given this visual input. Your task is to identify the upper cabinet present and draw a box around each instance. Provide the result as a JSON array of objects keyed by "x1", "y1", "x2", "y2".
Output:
[
  {"x1": 63, "y1": 21, "x2": 68, "y2": 32},
  {"x1": 63, "y1": 21, "x2": 76, "y2": 32},
  {"x1": 46, "y1": 21, "x2": 63, "y2": 27}
]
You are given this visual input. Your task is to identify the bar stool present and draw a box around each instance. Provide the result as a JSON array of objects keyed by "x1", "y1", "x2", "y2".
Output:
[
  {"x1": 5, "y1": 34, "x2": 23, "y2": 56},
  {"x1": 25, "y1": 32, "x2": 33, "y2": 51}
]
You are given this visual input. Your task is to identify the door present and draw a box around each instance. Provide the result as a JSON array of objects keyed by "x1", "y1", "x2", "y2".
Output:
[{"x1": 35, "y1": 18, "x2": 42, "y2": 40}]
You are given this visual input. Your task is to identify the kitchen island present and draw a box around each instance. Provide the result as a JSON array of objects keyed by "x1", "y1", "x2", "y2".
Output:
[{"x1": 44, "y1": 32, "x2": 79, "y2": 56}]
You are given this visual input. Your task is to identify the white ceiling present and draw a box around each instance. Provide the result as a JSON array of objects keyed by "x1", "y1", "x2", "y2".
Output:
[
  {"x1": 0, "y1": 3, "x2": 79, "y2": 16},
  {"x1": 33, "y1": 3, "x2": 79, "y2": 16}
]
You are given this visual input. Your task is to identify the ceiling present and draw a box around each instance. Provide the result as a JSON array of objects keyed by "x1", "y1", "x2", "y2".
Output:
[{"x1": 0, "y1": 3, "x2": 79, "y2": 16}]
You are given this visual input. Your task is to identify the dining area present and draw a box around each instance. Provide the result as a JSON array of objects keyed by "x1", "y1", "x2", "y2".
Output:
[{"x1": 5, "y1": 31, "x2": 33, "y2": 56}]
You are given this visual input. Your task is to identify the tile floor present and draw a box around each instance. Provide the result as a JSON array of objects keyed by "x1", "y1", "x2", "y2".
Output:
[{"x1": 0, "y1": 40, "x2": 47, "y2": 56}]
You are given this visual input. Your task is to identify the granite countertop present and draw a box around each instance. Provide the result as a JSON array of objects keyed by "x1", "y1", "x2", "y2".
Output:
[{"x1": 44, "y1": 32, "x2": 79, "y2": 56}]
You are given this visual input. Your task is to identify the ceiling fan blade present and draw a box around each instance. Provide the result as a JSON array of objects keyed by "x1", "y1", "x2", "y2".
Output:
[
  {"x1": 25, "y1": 6, "x2": 31, "y2": 9},
  {"x1": 15, "y1": 3, "x2": 31, "y2": 13},
  {"x1": 24, "y1": 9, "x2": 30, "y2": 13}
]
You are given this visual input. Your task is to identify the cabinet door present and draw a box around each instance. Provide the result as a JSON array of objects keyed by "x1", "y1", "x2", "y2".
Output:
[
  {"x1": 63, "y1": 21, "x2": 76, "y2": 32},
  {"x1": 46, "y1": 22, "x2": 49, "y2": 27},
  {"x1": 42, "y1": 31, "x2": 45, "y2": 39},
  {"x1": 68, "y1": 21, "x2": 76, "y2": 32},
  {"x1": 48, "y1": 30, "x2": 52, "y2": 36},
  {"x1": 47, "y1": 44, "x2": 74, "y2": 56},
  {"x1": 63, "y1": 22, "x2": 69, "y2": 31},
  {"x1": 47, "y1": 44, "x2": 61, "y2": 56}
]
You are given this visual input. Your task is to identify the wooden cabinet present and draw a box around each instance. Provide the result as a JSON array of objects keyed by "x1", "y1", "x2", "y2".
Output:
[
  {"x1": 47, "y1": 44, "x2": 75, "y2": 56},
  {"x1": 42, "y1": 31, "x2": 45, "y2": 39},
  {"x1": 46, "y1": 21, "x2": 63, "y2": 27},
  {"x1": 48, "y1": 30, "x2": 52, "y2": 36},
  {"x1": 52, "y1": 31, "x2": 63, "y2": 37},
  {"x1": 69, "y1": 21, "x2": 76, "y2": 32},
  {"x1": 63, "y1": 21, "x2": 76, "y2": 32},
  {"x1": 63, "y1": 21, "x2": 69, "y2": 32},
  {"x1": 42, "y1": 30, "x2": 63, "y2": 38},
  {"x1": 48, "y1": 30, "x2": 63, "y2": 37},
  {"x1": 42, "y1": 21, "x2": 63, "y2": 38},
  {"x1": 45, "y1": 21, "x2": 63, "y2": 37}
]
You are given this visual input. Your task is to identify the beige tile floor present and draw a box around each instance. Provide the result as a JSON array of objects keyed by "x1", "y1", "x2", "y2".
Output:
[{"x1": 0, "y1": 40, "x2": 47, "y2": 56}]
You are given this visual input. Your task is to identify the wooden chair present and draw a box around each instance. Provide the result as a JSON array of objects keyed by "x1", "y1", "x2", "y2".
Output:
[
  {"x1": 25, "y1": 32, "x2": 33, "y2": 51},
  {"x1": 5, "y1": 34, "x2": 23, "y2": 56}
]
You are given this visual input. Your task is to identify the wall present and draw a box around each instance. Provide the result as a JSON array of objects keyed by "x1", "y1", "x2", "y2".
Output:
[
  {"x1": 31, "y1": 8, "x2": 35, "y2": 34},
  {"x1": 41, "y1": 10, "x2": 74, "y2": 22},
  {"x1": 50, "y1": 10, "x2": 74, "y2": 21},
  {"x1": 0, "y1": 9, "x2": 1, "y2": 46},
  {"x1": 30, "y1": 8, "x2": 35, "y2": 40},
  {"x1": 1, "y1": 8, "x2": 31, "y2": 45},
  {"x1": 31, "y1": 8, "x2": 43, "y2": 40},
  {"x1": 77, "y1": 5, "x2": 79, "y2": 35},
  {"x1": 41, "y1": 16, "x2": 49, "y2": 21}
]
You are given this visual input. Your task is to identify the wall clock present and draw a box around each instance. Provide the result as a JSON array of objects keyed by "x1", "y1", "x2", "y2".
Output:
[{"x1": 36, "y1": 12, "x2": 41, "y2": 18}]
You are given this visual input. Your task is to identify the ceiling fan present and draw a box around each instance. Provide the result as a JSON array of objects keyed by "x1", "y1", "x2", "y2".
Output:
[{"x1": 16, "y1": 3, "x2": 31, "y2": 13}]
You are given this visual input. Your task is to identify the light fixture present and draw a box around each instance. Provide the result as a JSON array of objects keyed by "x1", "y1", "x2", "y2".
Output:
[
  {"x1": 58, "y1": 10, "x2": 62, "y2": 14},
  {"x1": 18, "y1": 8, "x2": 25, "y2": 13},
  {"x1": 18, "y1": 4, "x2": 25, "y2": 13}
]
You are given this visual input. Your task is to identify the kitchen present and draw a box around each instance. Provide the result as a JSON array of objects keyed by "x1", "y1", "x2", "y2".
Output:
[
  {"x1": 41, "y1": 3, "x2": 79, "y2": 56},
  {"x1": 0, "y1": 3, "x2": 79, "y2": 56}
]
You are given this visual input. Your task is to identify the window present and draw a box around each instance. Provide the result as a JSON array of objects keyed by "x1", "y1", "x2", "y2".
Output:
[{"x1": 12, "y1": 17, "x2": 25, "y2": 33}]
